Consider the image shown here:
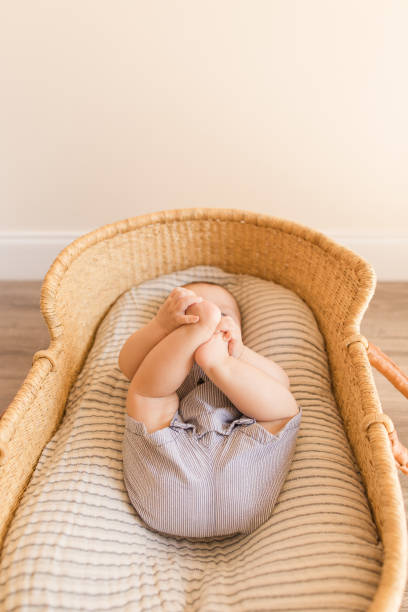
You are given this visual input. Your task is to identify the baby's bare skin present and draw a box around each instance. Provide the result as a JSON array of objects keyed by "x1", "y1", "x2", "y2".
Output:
[{"x1": 119, "y1": 284, "x2": 299, "y2": 434}]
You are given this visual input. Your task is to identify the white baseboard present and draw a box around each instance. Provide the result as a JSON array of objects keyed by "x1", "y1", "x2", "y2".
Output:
[
  {"x1": 0, "y1": 232, "x2": 84, "y2": 281},
  {"x1": 324, "y1": 233, "x2": 408, "y2": 282},
  {"x1": 0, "y1": 230, "x2": 406, "y2": 281}
]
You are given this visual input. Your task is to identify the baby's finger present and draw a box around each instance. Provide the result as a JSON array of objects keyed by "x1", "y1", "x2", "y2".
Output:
[
  {"x1": 180, "y1": 295, "x2": 203, "y2": 310},
  {"x1": 227, "y1": 338, "x2": 235, "y2": 355},
  {"x1": 172, "y1": 286, "x2": 190, "y2": 298},
  {"x1": 183, "y1": 314, "x2": 200, "y2": 324},
  {"x1": 396, "y1": 460, "x2": 408, "y2": 475}
]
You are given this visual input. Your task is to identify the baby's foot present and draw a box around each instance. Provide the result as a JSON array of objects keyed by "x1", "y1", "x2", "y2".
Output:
[
  {"x1": 186, "y1": 300, "x2": 221, "y2": 335},
  {"x1": 195, "y1": 330, "x2": 229, "y2": 371}
]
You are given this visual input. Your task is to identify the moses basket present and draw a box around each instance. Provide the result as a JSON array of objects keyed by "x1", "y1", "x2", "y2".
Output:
[{"x1": 0, "y1": 207, "x2": 407, "y2": 611}]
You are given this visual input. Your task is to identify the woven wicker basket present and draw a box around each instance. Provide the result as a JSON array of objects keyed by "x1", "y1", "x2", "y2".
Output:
[{"x1": 0, "y1": 207, "x2": 407, "y2": 611}]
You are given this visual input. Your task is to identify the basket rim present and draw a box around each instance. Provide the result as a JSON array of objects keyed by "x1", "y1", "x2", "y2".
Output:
[
  {"x1": 40, "y1": 207, "x2": 377, "y2": 334},
  {"x1": 2, "y1": 207, "x2": 407, "y2": 611}
]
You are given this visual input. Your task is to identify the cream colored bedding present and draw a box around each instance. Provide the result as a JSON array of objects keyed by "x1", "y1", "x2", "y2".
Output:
[{"x1": 0, "y1": 265, "x2": 383, "y2": 611}]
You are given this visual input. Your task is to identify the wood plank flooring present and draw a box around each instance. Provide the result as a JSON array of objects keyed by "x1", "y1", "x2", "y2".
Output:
[{"x1": 1, "y1": 280, "x2": 407, "y2": 607}]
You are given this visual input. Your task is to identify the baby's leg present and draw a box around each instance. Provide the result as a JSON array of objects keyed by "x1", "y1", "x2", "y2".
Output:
[
  {"x1": 126, "y1": 392, "x2": 180, "y2": 434},
  {"x1": 126, "y1": 301, "x2": 220, "y2": 433},
  {"x1": 196, "y1": 333, "x2": 299, "y2": 433}
]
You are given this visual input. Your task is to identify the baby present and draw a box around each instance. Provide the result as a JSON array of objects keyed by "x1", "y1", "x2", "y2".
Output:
[
  {"x1": 119, "y1": 281, "x2": 301, "y2": 539},
  {"x1": 119, "y1": 282, "x2": 299, "y2": 436}
]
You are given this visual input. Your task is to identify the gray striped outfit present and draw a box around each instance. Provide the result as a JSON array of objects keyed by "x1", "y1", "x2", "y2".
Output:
[{"x1": 122, "y1": 361, "x2": 302, "y2": 539}]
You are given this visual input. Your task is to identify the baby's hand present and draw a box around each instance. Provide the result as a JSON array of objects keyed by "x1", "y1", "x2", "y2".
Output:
[
  {"x1": 155, "y1": 287, "x2": 203, "y2": 334},
  {"x1": 215, "y1": 316, "x2": 244, "y2": 359}
]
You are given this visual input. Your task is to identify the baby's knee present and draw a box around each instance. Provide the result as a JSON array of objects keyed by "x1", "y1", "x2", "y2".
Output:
[
  {"x1": 126, "y1": 390, "x2": 179, "y2": 433},
  {"x1": 186, "y1": 300, "x2": 221, "y2": 331}
]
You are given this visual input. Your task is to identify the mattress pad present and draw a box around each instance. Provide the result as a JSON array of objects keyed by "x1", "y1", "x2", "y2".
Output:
[{"x1": 0, "y1": 265, "x2": 383, "y2": 611}]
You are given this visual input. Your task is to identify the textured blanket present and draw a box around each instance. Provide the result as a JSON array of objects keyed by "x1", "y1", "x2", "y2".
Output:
[{"x1": 0, "y1": 265, "x2": 383, "y2": 611}]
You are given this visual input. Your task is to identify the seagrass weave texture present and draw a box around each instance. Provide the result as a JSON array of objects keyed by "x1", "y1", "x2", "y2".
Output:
[{"x1": 0, "y1": 207, "x2": 406, "y2": 611}]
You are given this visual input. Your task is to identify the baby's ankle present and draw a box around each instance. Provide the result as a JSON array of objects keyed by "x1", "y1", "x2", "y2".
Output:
[{"x1": 195, "y1": 333, "x2": 231, "y2": 373}]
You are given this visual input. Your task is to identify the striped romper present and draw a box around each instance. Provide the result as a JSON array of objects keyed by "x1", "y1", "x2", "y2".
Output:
[{"x1": 122, "y1": 361, "x2": 302, "y2": 540}]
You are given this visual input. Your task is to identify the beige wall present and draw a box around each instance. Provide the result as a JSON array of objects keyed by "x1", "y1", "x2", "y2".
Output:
[{"x1": 1, "y1": 1, "x2": 407, "y2": 234}]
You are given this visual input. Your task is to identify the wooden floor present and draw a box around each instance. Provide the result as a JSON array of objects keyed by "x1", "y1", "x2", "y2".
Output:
[{"x1": 1, "y1": 281, "x2": 407, "y2": 607}]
